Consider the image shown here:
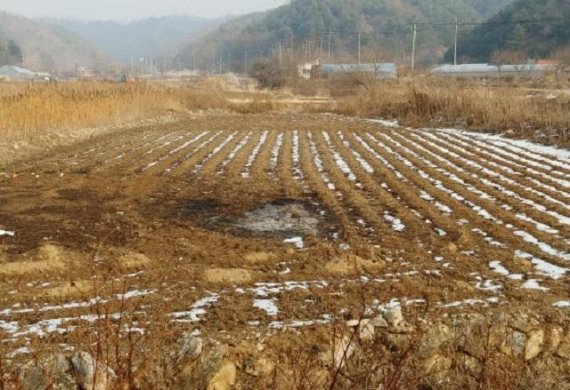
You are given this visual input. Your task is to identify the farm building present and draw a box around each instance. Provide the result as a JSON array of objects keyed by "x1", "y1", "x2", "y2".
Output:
[
  {"x1": 0, "y1": 65, "x2": 36, "y2": 80},
  {"x1": 431, "y1": 63, "x2": 558, "y2": 78},
  {"x1": 312, "y1": 63, "x2": 397, "y2": 79}
]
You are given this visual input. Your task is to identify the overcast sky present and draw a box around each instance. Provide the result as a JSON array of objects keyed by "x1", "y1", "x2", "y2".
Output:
[{"x1": 0, "y1": 0, "x2": 287, "y2": 20}]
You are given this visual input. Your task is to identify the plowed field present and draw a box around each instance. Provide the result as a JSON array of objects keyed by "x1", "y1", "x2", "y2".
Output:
[{"x1": 0, "y1": 113, "x2": 568, "y2": 355}]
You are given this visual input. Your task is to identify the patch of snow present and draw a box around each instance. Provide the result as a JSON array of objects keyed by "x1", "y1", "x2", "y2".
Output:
[
  {"x1": 284, "y1": 237, "x2": 304, "y2": 249},
  {"x1": 514, "y1": 231, "x2": 570, "y2": 261},
  {"x1": 322, "y1": 131, "x2": 357, "y2": 181},
  {"x1": 383, "y1": 212, "x2": 406, "y2": 232},
  {"x1": 242, "y1": 130, "x2": 269, "y2": 178},
  {"x1": 521, "y1": 279, "x2": 549, "y2": 291},
  {"x1": 253, "y1": 298, "x2": 279, "y2": 316},
  {"x1": 270, "y1": 133, "x2": 284, "y2": 171},
  {"x1": 172, "y1": 293, "x2": 220, "y2": 322},
  {"x1": 367, "y1": 118, "x2": 400, "y2": 128},
  {"x1": 0, "y1": 230, "x2": 15, "y2": 237}
]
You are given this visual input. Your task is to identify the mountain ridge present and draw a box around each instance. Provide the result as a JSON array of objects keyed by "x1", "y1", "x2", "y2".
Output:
[
  {"x1": 0, "y1": 11, "x2": 112, "y2": 72},
  {"x1": 179, "y1": 0, "x2": 515, "y2": 68}
]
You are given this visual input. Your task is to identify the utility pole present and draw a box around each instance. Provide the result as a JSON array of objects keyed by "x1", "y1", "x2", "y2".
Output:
[
  {"x1": 358, "y1": 32, "x2": 362, "y2": 65},
  {"x1": 454, "y1": 18, "x2": 459, "y2": 66},
  {"x1": 328, "y1": 32, "x2": 332, "y2": 60},
  {"x1": 411, "y1": 23, "x2": 417, "y2": 71},
  {"x1": 244, "y1": 52, "x2": 248, "y2": 74}
]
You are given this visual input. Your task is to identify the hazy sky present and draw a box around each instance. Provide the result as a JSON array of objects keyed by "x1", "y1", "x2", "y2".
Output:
[{"x1": 0, "y1": 0, "x2": 287, "y2": 20}]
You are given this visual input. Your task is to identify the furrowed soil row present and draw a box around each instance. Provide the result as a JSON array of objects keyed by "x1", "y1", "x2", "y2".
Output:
[
  {"x1": 327, "y1": 130, "x2": 442, "y2": 250},
  {"x1": 453, "y1": 131, "x2": 570, "y2": 177},
  {"x1": 360, "y1": 133, "x2": 566, "y2": 285},
  {"x1": 312, "y1": 130, "x2": 416, "y2": 251},
  {"x1": 18, "y1": 127, "x2": 164, "y2": 174},
  {"x1": 437, "y1": 131, "x2": 570, "y2": 187},
  {"x1": 276, "y1": 131, "x2": 303, "y2": 199},
  {"x1": 268, "y1": 132, "x2": 284, "y2": 176},
  {"x1": 137, "y1": 131, "x2": 210, "y2": 175},
  {"x1": 196, "y1": 131, "x2": 245, "y2": 176},
  {"x1": 224, "y1": 130, "x2": 264, "y2": 179},
  {"x1": 389, "y1": 130, "x2": 570, "y2": 237},
  {"x1": 363, "y1": 132, "x2": 524, "y2": 255},
  {"x1": 291, "y1": 130, "x2": 303, "y2": 182},
  {"x1": 345, "y1": 131, "x2": 512, "y2": 270},
  {"x1": 163, "y1": 131, "x2": 223, "y2": 175},
  {"x1": 250, "y1": 129, "x2": 279, "y2": 180},
  {"x1": 93, "y1": 130, "x2": 183, "y2": 168},
  {"x1": 477, "y1": 135, "x2": 570, "y2": 173},
  {"x1": 419, "y1": 130, "x2": 570, "y2": 205},
  {"x1": 299, "y1": 131, "x2": 367, "y2": 246},
  {"x1": 189, "y1": 131, "x2": 238, "y2": 175},
  {"x1": 218, "y1": 131, "x2": 252, "y2": 175},
  {"x1": 241, "y1": 130, "x2": 269, "y2": 178},
  {"x1": 372, "y1": 130, "x2": 569, "y2": 269}
]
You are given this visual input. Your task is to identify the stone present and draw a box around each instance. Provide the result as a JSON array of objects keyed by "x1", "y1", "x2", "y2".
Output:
[
  {"x1": 421, "y1": 354, "x2": 452, "y2": 377},
  {"x1": 19, "y1": 364, "x2": 46, "y2": 390},
  {"x1": 70, "y1": 351, "x2": 115, "y2": 390},
  {"x1": 548, "y1": 327, "x2": 563, "y2": 353},
  {"x1": 390, "y1": 321, "x2": 414, "y2": 334},
  {"x1": 244, "y1": 357, "x2": 275, "y2": 378},
  {"x1": 384, "y1": 334, "x2": 412, "y2": 352},
  {"x1": 18, "y1": 354, "x2": 74, "y2": 390},
  {"x1": 463, "y1": 355, "x2": 482, "y2": 377},
  {"x1": 359, "y1": 319, "x2": 375, "y2": 341},
  {"x1": 456, "y1": 314, "x2": 503, "y2": 359},
  {"x1": 207, "y1": 361, "x2": 236, "y2": 390},
  {"x1": 525, "y1": 329, "x2": 544, "y2": 361},
  {"x1": 510, "y1": 313, "x2": 540, "y2": 334},
  {"x1": 556, "y1": 330, "x2": 570, "y2": 359},
  {"x1": 382, "y1": 307, "x2": 404, "y2": 327},
  {"x1": 501, "y1": 331, "x2": 526, "y2": 358},
  {"x1": 418, "y1": 324, "x2": 451, "y2": 359},
  {"x1": 179, "y1": 343, "x2": 236, "y2": 390},
  {"x1": 325, "y1": 254, "x2": 386, "y2": 276},
  {"x1": 333, "y1": 336, "x2": 356, "y2": 369},
  {"x1": 370, "y1": 315, "x2": 388, "y2": 328},
  {"x1": 175, "y1": 334, "x2": 203, "y2": 363},
  {"x1": 346, "y1": 319, "x2": 360, "y2": 327}
]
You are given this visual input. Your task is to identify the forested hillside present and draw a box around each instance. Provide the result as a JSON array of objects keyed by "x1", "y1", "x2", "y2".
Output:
[
  {"x1": 0, "y1": 37, "x2": 22, "y2": 66},
  {"x1": 180, "y1": 0, "x2": 513, "y2": 68},
  {"x1": 0, "y1": 11, "x2": 112, "y2": 72},
  {"x1": 449, "y1": 0, "x2": 570, "y2": 62}
]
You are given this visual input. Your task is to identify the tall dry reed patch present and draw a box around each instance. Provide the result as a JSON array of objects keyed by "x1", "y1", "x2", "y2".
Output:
[
  {"x1": 0, "y1": 81, "x2": 230, "y2": 143},
  {"x1": 337, "y1": 78, "x2": 570, "y2": 147}
]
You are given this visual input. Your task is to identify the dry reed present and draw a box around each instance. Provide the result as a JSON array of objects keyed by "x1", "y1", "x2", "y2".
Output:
[
  {"x1": 336, "y1": 78, "x2": 570, "y2": 147},
  {"x1": 0, "y1": 81, "x2": 229, "y2": 143}
]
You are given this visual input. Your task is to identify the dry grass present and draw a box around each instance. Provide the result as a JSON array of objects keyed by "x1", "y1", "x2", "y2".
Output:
[
  {"x1": 336, "y1": 77, "x2": 570, "y2": 147},
  {"x1": 0, "y1": 80, "x2": 230, "y2": 143}
]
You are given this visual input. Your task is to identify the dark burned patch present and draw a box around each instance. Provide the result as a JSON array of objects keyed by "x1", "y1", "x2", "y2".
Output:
[
  {"x1": 174, "y1": 199, "x2": 223, "y2": 218},
  {"x1": 0, "y1": 187, "x2": 136, "y2": 254},
  {"x1": 167, "y1": 197, "x2": 338, "y2": 241}
]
